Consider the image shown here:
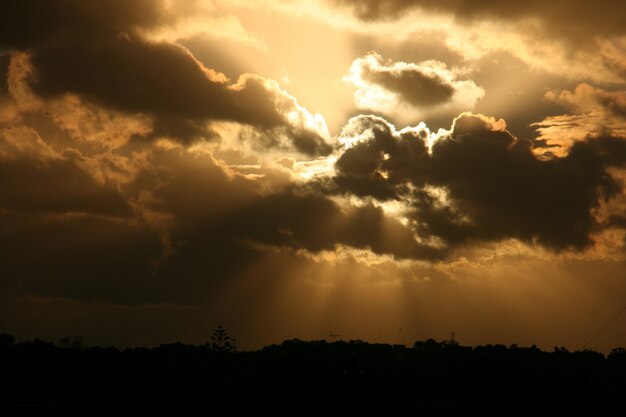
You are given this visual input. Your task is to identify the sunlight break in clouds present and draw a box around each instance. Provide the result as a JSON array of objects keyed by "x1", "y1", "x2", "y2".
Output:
[{"x1": 2, "y1": 0, "x2": 626, "y2": 353}]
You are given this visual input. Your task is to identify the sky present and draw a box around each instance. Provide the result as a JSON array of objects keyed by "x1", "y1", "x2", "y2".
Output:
[{"x1": 2, "y1": 0, "x2": 626, "y2": 351}]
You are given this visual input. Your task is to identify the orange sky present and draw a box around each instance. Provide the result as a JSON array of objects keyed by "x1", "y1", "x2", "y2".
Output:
[{"x1": 2, "y1": 0, "x2": 626, "y2": 352}]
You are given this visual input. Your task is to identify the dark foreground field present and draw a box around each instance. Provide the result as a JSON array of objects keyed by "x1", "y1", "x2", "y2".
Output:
[{"x1": 1, "y1": 334, "x2": 626, "y2": 416}]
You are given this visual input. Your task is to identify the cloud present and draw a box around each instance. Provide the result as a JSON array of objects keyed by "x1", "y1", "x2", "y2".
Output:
[
  {"x1": 546, "y1": 84, "x2": 626, "y2": 120},
  {"x1": 533, "y1": 84, "x2": 626, "y2": 156},
  {"x1": 0, "y1": 211, "x2": 165, "y2": 303},
  {"x1": 0, "y1": 126, "x2": 131, "y2": 217},
  {"x1": 138, "y1": 145, "x2": 440, "y2": 265},
  {"x1": 333, "y1": 112, "x2": 626, "y2": 252},
  {"x1": 0, "y1": 101, "x2": 431, "y2": 305},
  {"x1": 214, "y1": 190, "x2": 441, "y2": 260},
  {"x1": 354, "y1": 53, "x2": 456, "y2": 107},
  {"x1": 329, "y1": 0, "x2": 626, "y2": 83},
  {"x1": 0, "y1": 156, "x2": 436, "y2": 305},
  {"x1": 2, "y1": 0, "x2": 626, "y2": 312},
  {"x1": 331, "y1": 0, "x2": 626, "y2": 41},
  {"x1": 0, "y1": 1, "x2": 332, "y2": 156},
  {"x1": 345, "y1": 52, "x2": 484, "y2": 124},
  {"x1": 0, "y1": 0, "x2": 169, "y2": 50},
  {"x1": 0, "y1": 53, "x2": 9, "y2": 97},
  {"x1": 26, "y1": 38, "x2": 331, "y2": 154}
]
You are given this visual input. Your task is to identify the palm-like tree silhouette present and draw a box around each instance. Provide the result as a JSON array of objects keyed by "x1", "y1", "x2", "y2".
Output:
[{"x1": 210, "y1": 325, "x2": 235, "y2": 353}]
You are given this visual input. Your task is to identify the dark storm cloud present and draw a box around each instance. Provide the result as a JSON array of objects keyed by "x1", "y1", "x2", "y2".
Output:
[
  {"x1": 346, "y1": 53, "x2": 484, "y2": 124},
  {"x1": 0, "y1": 53, "x2": 9, "y2": 96},
  {"x1": 287, "y1": 128, "x2": 334, "y2": 157},
  {"x1": 334, "y1": 113, "x2": 626, "y2": 251},
  {"x1": 0, "y1": 131, "x2": 131, "y2": 217},
  {"x1": 0, "y1": 0, "x2": 166, "y2": 50},
  {"x1": 140, "y1": 188, "x2": 440, "y2": 303},
  {"x1": 0, "y1": 148, "x2": 259, "y2": 305},
  {"x1": 0, "y1": 155, "x2": 131, "y2": 217},
  {"x1": 0, "y1": 0, "x2": 331, "y2": 155},
  {"x1": 215, "y1": 190, "x2": 440, "y2": 260},
  {"x1": 597, "y1": 95, "x2": 626, "y2": 120},
  {"x1": 335, "y1": 115, "x2": 431, "y2": 200},
  {"x1": 0, "y1": 139, "x2": 435, "y2": 306},
  {"x1": 29, "y1": 38, "x2": 276, "y2": 127},
  {"x1": 599, "y1": 97, "x2": 626, "y2": 119},
  {"x1": 26, "y1": 38, "x2": 330, "y2": 154},
  {"x1": 144, "y1": 147, "x2": 438, "y2": 262},
  {"x1": 332, "y1": 0, "x2": 626, "y2": 39},
  {"x1": 360, "y1": 57, "x2": 455, "y2": 107},
  {"x1": 0, "y1": 212, "x2": 164, "y2": 303}
]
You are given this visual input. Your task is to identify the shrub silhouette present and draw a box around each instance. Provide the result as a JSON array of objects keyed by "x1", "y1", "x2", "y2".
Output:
[{"x1": 59, "y1": 336, "x2": 83, "y2": 350}]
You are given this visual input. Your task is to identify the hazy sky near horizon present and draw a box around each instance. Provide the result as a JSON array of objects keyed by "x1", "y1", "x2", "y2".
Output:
[{"x1": 2, "y1": 0, "x2": 626, "y2": 351}]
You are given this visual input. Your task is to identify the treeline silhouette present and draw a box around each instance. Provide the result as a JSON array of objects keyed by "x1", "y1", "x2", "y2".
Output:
[{"x1": 1, "y1": 332, "x2": 626, "y2": 416}]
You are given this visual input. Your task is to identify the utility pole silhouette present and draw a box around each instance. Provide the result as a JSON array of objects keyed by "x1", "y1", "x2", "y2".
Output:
[{"x1": 329, "y1": 333, "x2": 340, "y2": 342}]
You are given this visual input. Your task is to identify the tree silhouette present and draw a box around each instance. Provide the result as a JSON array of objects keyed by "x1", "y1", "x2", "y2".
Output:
[
  {"x1": 0, "y1": 333, "x2": 14, "y2": 346},
  {"x1": 210, "y1": 325, "x2": 234, "y2": 353},
  {"x1": 59, "y1": 336, "x2": 83, "y2": 350}
]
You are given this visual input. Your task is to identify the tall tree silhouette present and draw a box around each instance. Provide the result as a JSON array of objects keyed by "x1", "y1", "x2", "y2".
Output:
[{"x1": 210, "y1": 325, "x2": 234, "y2": 353}]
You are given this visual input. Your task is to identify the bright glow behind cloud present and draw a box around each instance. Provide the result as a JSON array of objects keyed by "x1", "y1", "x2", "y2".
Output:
[{"x1": 344, "y1": 52, "x2": 484, "y2": 124}]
